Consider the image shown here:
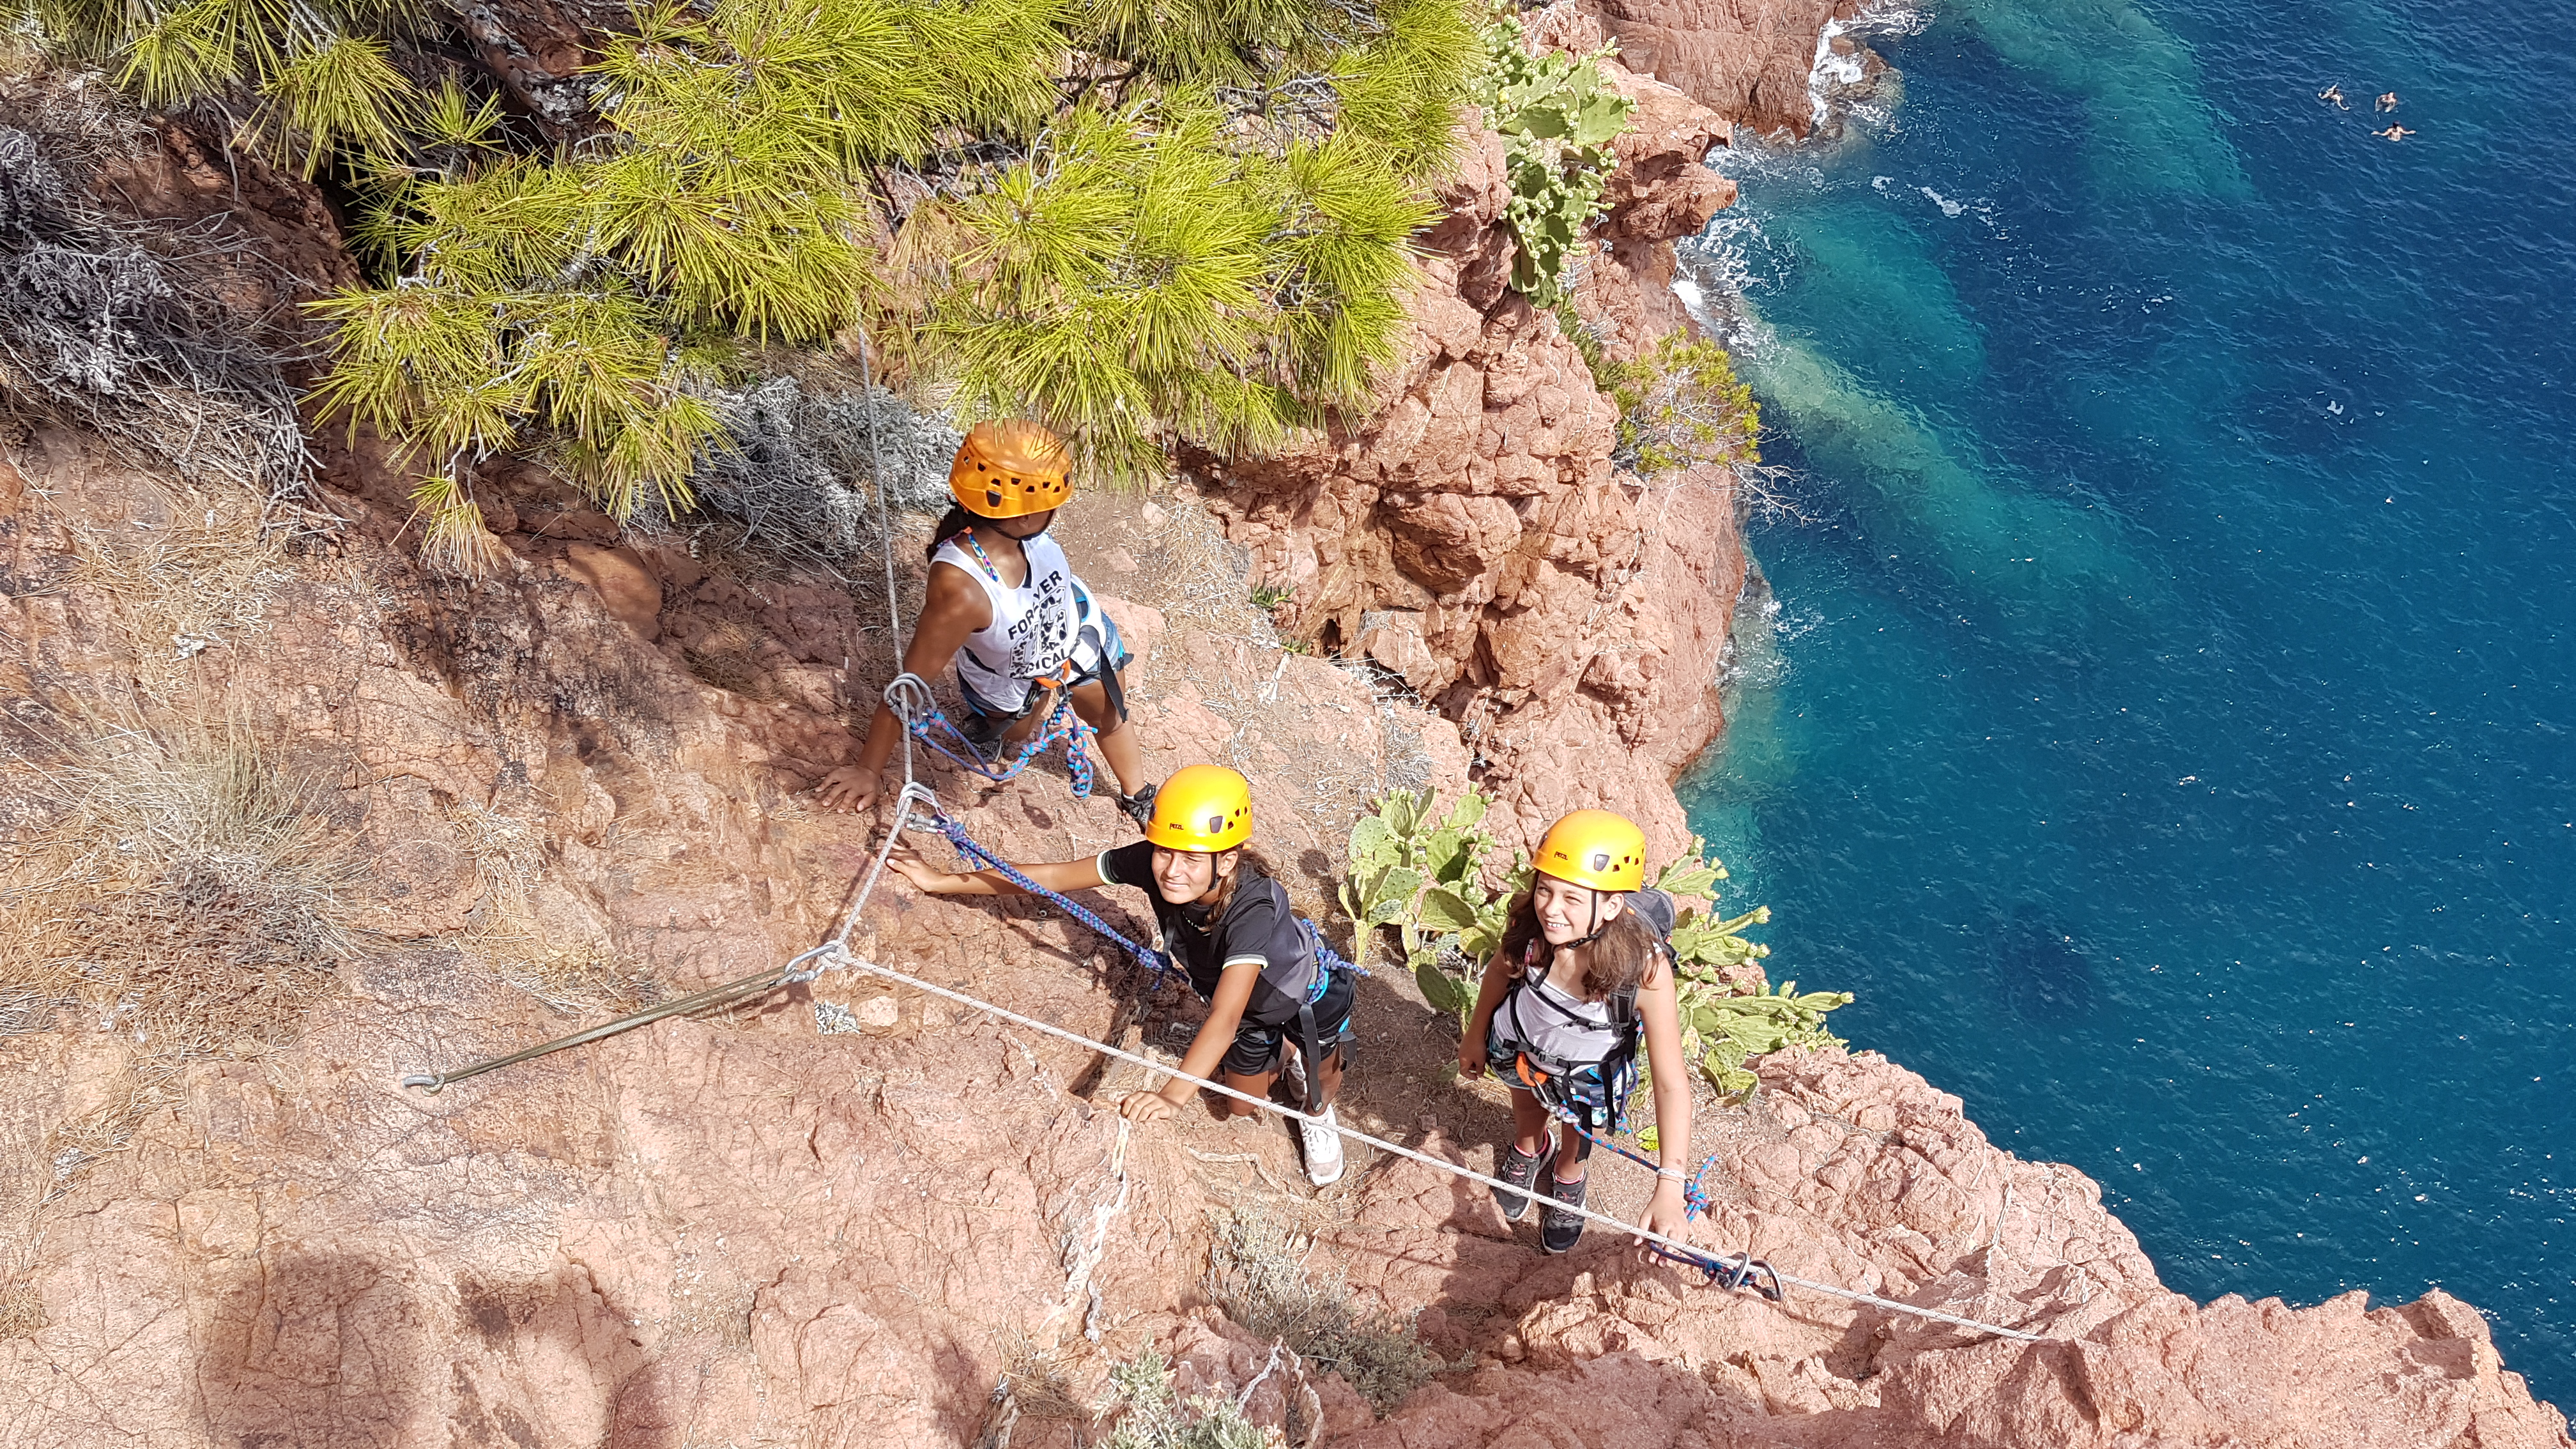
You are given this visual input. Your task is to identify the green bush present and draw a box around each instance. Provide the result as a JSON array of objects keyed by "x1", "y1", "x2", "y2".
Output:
[
  {"x1": 1590, "y1": 331, "x2": 1763, "y2": 477},
  {"x1": 1651, "y1": 840, "x2": 1847, "y2": 1094},
  {"x1": 1470, "y1": 12, "x2": 1631, "y2": 305},
  {"x1": 17, "y1": 0, "x2": 1481, "y2": 569}
]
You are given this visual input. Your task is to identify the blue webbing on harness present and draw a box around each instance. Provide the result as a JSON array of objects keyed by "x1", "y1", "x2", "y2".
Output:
[
  {"x1": 1516, "y1": 1046, "x2": 1772, "y2": 1291},
  {"x1": 1300, "y1": 918, "x2": 1369, "y2": 1002},
  {"x1": 1535, "y1": 1103, "x2": 1774, "y2": 1291}
]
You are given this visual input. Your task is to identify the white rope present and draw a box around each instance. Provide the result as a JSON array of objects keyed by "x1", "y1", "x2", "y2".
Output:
[{"x1": 829, "y1": 945, "x2": 2046, "y2": 1344}]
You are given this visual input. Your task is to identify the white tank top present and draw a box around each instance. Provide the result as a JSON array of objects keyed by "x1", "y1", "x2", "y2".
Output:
[
  {"x1": 1498, "y1": 959, "x2": 1632, "y2": 1070},
  {"x1": 930, "y1": 528, "x2": 1103, "y2": 711}
]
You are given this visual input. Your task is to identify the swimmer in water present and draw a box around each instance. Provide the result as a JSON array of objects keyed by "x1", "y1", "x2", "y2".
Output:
[
  {"x1": 2318, "y1": 84, "x2": 2348, "y2": 108},
  {"x1": 2375, "y1": 124, "x2": 2412, "y2": 141},
  {"x1": 2377, "y1": 91, "x2": 2399, "y2": 111}
]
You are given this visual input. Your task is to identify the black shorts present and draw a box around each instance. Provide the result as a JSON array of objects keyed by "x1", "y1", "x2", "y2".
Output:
[{"x1": 1220, "y1": 969, "x2": 1356, "y2": 1078}]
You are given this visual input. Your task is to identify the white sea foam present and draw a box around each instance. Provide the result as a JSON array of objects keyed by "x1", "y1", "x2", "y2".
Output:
[
  {"x1": 1805, "y1": 0, "x2": 1935, "y2": 132},
  {"x1": 1920, "y1": 185, "x2": 1965, "y2": 217}
]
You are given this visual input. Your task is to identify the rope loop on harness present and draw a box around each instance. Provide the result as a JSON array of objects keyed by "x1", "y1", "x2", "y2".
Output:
[{"x1": 887, "y1": 670, "x2": 1101, "y2": 798}]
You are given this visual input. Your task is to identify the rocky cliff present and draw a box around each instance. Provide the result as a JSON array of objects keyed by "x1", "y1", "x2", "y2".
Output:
[
  {"x1": 1, "y1": 26, "x2": 2570, "y2": 1449},
  {"x1": 1201, "y1": 7, "x2": 1746, "y2": 857},
  {"x1": 1577, "y1": 0, "x2": 1854, "y2": 139}
]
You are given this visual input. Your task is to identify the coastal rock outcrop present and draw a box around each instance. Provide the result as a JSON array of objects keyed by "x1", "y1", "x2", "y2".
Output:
[
  {"x1": 3, "y1": 35, "x2": 2569, "y2": 1449},
  {"x1": 1328, "y1": 1047, "x2": 2572, "y2": 1448},
  {"x1": 1575, "y1": 0, "x2": 1855, "y2": 138},
  {"x1": 1200, "y1": 21, "x2": 1745, "y2": 856}
]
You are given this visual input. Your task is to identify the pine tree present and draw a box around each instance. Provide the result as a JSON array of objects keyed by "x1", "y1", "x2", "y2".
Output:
[{"x1": 13, "y1": 0, "x2": 1480, "y2": 572}]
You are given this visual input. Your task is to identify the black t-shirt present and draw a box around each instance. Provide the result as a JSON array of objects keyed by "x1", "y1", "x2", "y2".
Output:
[{"x1": 1098, "y1": 843, "x2": 1318, "y2": 1029}]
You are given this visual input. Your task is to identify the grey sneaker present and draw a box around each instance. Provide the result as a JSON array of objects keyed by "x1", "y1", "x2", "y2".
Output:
[
  {"x1": 1539, "y1": 1172, "x2": 1589, "y2": 1254},
  {"x1": 1299, "y1": 1106, "x2": 1346, "y2": 1188},
  {"x1": 1494, "y1": 1144, "x2": 1542, "y2": 1222}
]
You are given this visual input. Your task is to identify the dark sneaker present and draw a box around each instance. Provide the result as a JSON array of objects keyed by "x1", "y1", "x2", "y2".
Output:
[
  {"x1": 959, "y1": 709, "x2": 1010, "y2": 762},
  {"x1": 1494, "y1": 1145, "x2": 1542, "y2": 1222},
  {"x1": 1540, "y1": 1172, "x2": 1589, "y2": 1254},
  {"x1": 1119, "y1": 783, "x2": 1158, "y2": 831}
]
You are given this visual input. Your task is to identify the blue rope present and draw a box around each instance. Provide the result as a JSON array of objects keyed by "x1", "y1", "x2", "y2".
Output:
[
  {"x1": 1533, "y1": 1102, "x2": 1777, "y2": 1294},
  {"x1": 1299, "y1": 918, "x2": 1370, "y2": 1004},
  {"x1": 908, "y1": 693, "x2": 1100, "y2": 798},
  {"x1": 930, "y1": 810, "x2": 1171, "y2": 981}
]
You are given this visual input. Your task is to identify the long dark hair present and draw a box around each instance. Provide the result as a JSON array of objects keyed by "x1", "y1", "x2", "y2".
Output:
[
  {"x1": 925, "y1": 505, "x2": 977, "y2": 562},
  {"x1": 1499, "y1": 889, "x2": 1664, "y2": 1002}
]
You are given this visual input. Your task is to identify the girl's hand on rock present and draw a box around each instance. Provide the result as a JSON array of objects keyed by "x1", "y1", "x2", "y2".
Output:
[
  {"x1": 816, "y1": 765, "x2": 879, "y2": 813},
  {"x1": 1119, "y1": 1091, "x2": 1177, "y2": 1125},
  {"x1": 1635, "y1": 1180, "x2": 1692, "y2": 1255},
  {"x1": 884, "y1": 847, "x2": 959, "y2": 894}
]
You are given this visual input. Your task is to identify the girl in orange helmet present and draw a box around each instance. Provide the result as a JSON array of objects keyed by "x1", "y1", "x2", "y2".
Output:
[
  {"x1": 887, "y1": 765, "x2": 1358, "y2": 1186},
  {"x1": 1460, "y1": 809, "x2": 1695, "y2": 1255},
  {"x1": 820, "y1": 420, "x2": 1151, "y2": 822}
]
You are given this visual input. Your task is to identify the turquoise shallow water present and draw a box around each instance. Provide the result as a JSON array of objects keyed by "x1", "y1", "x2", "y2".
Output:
[{"x1": 1676, "y1": 0, "x2": 2575, "y2": 1402}]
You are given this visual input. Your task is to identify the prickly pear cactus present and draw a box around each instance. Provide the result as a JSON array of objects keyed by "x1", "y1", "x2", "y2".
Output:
[{"x1": 1472, "y1": 14, "x2": 1635, "y2": 304}]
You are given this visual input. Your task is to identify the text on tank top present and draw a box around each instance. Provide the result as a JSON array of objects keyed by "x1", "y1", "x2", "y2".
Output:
[{"x1": 930, "y1": 530, "x2": 1098, "y2": 711}]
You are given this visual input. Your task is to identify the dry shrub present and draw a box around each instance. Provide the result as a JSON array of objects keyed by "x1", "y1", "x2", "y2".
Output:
[
  {"x1": 0, "y1": 1282, "x2": 42, "y2": 1340},
  {"x1": 0, "y1": 84, "x2": 311, "y2": 507},
  {"x1": 679, "y1": 618, "x2": 783, "y2": 702},
  {"x1": 1207, "y1": 1209, "x2": 1445, "y2": 1415},
  {"x1": 998, "y1": 1329, "x2": 1086, "y2": 1421},
  {"x1": 0, "y1": 710, "x2": 358, "y2": 1065}
]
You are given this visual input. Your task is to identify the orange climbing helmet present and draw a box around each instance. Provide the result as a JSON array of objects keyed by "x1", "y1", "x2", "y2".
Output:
[
  {"x1": 1144, "y1": 765, "x2": 1254, "y2": 853},
  {"x1": 1533, "y1": 809, "x2": 1646, "y2": 893},
  {"x1": 949, "y1": 419, "x2": 1073, "y2": 519}
]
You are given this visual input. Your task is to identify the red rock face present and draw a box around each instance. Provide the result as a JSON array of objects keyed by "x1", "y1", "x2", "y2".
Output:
[
  {"x1": 1328, "y1": 1048, "x2": 2573, "y2": 1448},
  {"x1": 1200, "y1": 33, "x2": 1744, "y2": 859},
  {"x1": 1577, "y1": 0, "x2": 1858, "y2": 138}
]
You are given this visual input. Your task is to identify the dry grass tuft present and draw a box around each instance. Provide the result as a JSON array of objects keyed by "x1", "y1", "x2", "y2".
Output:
[
  {"x1": 1207, "y1": 1208, "x2": 1446, "y2": 1415},
  {"x1": 680, "y1": 619, "x2": 783, "y2": 702},
  {"x1": 65, "y1": 479, "x2": 293, "y2": 696},
  {"x1": 0, "y1": 710, "x2": 360, "y2": 1065},
  {"x1": 447, "y1": 802, "x2": 654, "y2": 1014},
  {"x1": 999, "y1": 1329, "x2": 1087, "y2": 1421},
  {"x1": 0, "y1": 1282, "x2": 43, "y2": 1340}
]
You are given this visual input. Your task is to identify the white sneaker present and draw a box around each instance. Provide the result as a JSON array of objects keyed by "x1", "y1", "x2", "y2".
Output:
[{"x1": 1300, "y1": 1106, "x2": 1346, "y2": 1188}]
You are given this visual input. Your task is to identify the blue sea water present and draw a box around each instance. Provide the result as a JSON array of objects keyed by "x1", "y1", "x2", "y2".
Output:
[{"x1": 1675, "y1": 0, "x2": 2576, "y2": 1404}]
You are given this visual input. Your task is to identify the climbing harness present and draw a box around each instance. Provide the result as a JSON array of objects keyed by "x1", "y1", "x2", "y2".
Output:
[{"x1": 888, "y1": 670, "x2": 1103, "y2": 797}]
